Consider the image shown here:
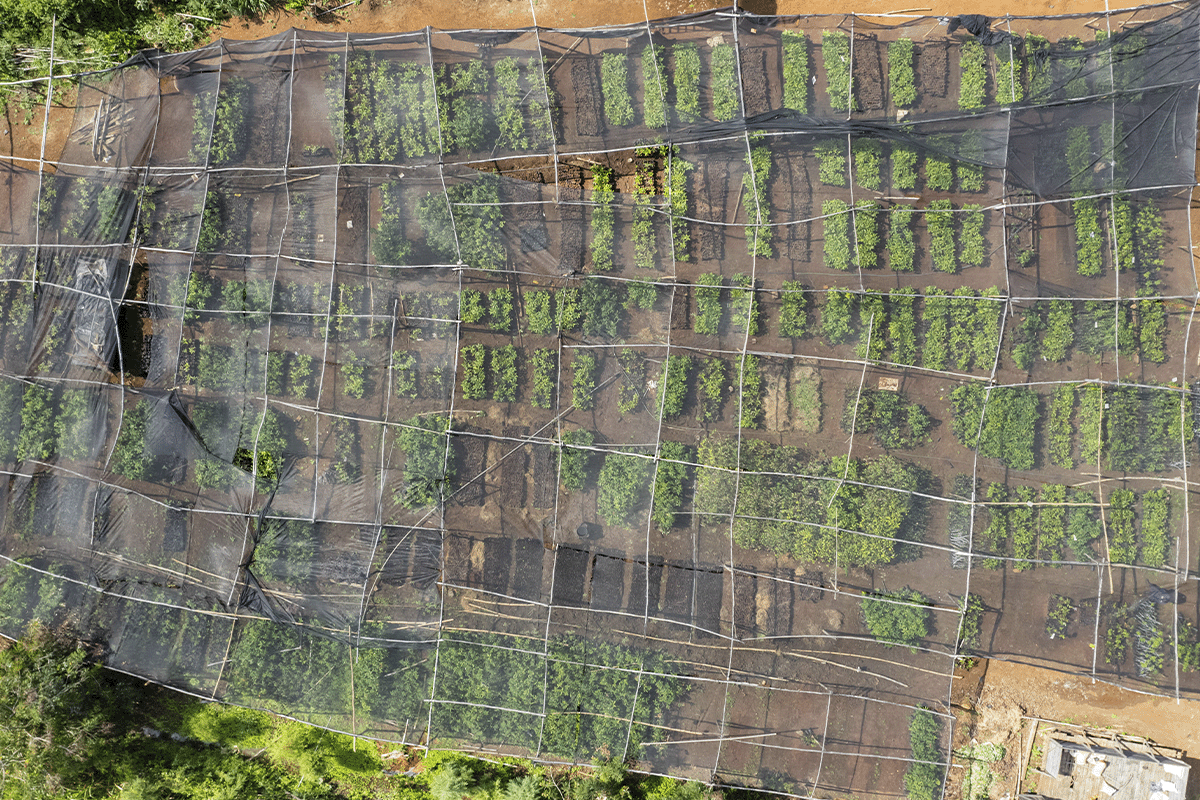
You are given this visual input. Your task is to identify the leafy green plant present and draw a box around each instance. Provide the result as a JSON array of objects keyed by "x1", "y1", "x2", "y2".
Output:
[
  {"x1": 571, "y1": 350, "x2": 597, "y2": 411},
  {"x1": 666, "y1": 154, "x2": 694, "y2": 261},
  {"x1": 888, "y1": 287, "x2": 918, "y2": 365},
  {"x1": 492, "y1": 344, "x2": 518, "y2": 403},
  {"x1": 112, "y1": 399, "x2": 150, "y2": 481},
  {"x1": 861, "y1": 589, "x2": 931, "y2": 649},
  {"x1": 743, "y1": 145, "x2": 772, "y2": 256},
  {"x1": 694, "y1": 273, "x2": 723, "y2": 335},
  {"x1": 560, "y1": 429, "x2": 595, "y2": 491},
  {"x1": 957, "y1": 131, "x2": 986, "y2": 192},
  {"x1": 525, "y1": 289, "x2": 556, "y2": 334},
  {"x1": 642, "y1": 45, "x2": 667, "y2": 128},
  {"x1": 925, "y1": 152, "x2": 953, "y2": 191},
  {"x1": 590, "y1": 166, "x2": 615, "y2": 272},
  {"x1": 1139, "y1": 488, "x2": 1171, "y2": 568},
  {"x1": 1047, "y1": 383, "x2": 1076, "y2": 469},
  {"x1": 601, "y1": 52, "x2": 634, "y2": 127},
  {"x1": 393, "y1": 351, "x2": 419, "y2": 398},
  {"x1": 488, "y1": 287, "x2": 514, "y2": 332},
  {"x1": 888, "y1": 38, "x2": 916, "y2": 107},
  {"x1": 996, "y1": 39, "x2": 1024, "y2": 104},
  {"x1": 822, "y1": 199, "x2": 852, "y2": 271},
  {"x1": 905, "y1": 708, "x2": 944, "y2": 800},
  {"x1": 853, "y1": 139, "x2": 882, "y2": 190},
  {"x1": 1038, "y1": 483, "x2": 1068, "y2": 562},
  {"x1": 822, "y1": 31, "x2": 855, "y2": 111},
  {"x1": 815, "y1": 139, "x2": 847, "y2": 186},
  {"x1": 782, "y1": 30, "x2": 810, "y2": 112},
  {"x1": 493, "y1": 56, "x2": 528, "y2": 150},
  {"x1": 887, "y1": 206, "x2": 916, "y2": 272},
  {"x1": 658, "y1": 354, "x2": 692, "y2": 420},
  {"x1": 651, "y1": 441, "x2": 691, "y2": 534},
  {"x1": 1073, "y1": 197, "x2": 1103, "y2": 277},
  {"x1": 460, "y1": 288, "x2": 486, "y2": 324},
  {"x1": 633, "y1": 160, "x2": 658, "y2": 269},
  {"x1": 672, "y1": 44, "x2": 701, "y2": 123},
  {"x1": 729, "y1": 273, "x2": 760, "y2": 335},
  {"x1": 711, "y1": 43, "x2": 739, "y2": 121},
  {"x1": 598, "y1": 451, "x2": 652, "y2": 526},
  {"x1": 1046, "y1": 595, "x2": 1073, "y2": 639},
  {"x1": 821, "y1": 289, "x2": 855, "y2": 345},
  {"x1": 856, "y1": 291, "x2": 887, "y2": 361},
  {"x1": 558, "y1": 287, "x2": 582, "y2": 332},
  {"x1": 959, "y1": 40, "x2": 987, "y2": 110},
  {"x1": 397, "y1": 414, "x2": 452, "y2": 508},
  {"x1": 951, "y1": 383, "x2": 1039, "y2": 470},
  {"x1": 696, "y1": 356, "x2": 727, "y2": 422},
  {"x1": 460, "y1": 343, "x2": 487, "y2": 400},
  {"x1": 341, "y1": 352, "x2": 368, "y2": 400},
  {"x1": 17, "y1": 385, "x2": 55, "y2": 463},
  {"x1": 927, "y1": 200, "x2": 956, "y2": 273},
  {"x1": 959, "y1": 204, "x2": 984, "y2": 267},
  {"x1": 843, "y1": 388, "x2": 932, "y2": 449},
  {"x1": 531, "y1": 348, "x2": 557, "y2": 409},
  {"x1": 582, "y1": 278, "x2": 623, "y2": 338},
  {"x1": 737, "y1": 354, "x2": 764, "y2": 429},
  {"x1": 958, "y1": 594, "x2": 985, "y2": 651},
  {"x1": 892, "y1": 146, "x2": 918, "y2": 190},
  {"x1": 853, "y1": 201, "x2": 880, "y2": 268},
  {"x1": 779, "y1": 281, "x2": 808, "y2": 337}
]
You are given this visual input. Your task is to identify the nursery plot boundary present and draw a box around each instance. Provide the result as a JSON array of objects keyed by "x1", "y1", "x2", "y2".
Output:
[{"x1": 1, "y1": 2, "x2": 1200, "y2": 797}]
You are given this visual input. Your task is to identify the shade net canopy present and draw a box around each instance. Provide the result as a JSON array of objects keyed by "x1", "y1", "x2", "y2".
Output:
[{"x1": 0, "y1": 2, "x2": 1199, "y2": 797}]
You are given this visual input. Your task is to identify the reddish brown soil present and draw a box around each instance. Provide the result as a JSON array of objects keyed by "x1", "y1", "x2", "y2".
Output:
[{"x1": 952, "y1": 657, "x2": 1200, "y2": 800}]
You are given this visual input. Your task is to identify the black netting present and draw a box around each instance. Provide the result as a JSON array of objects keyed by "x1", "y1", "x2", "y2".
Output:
[{"x1": 1, "y1": 2, "x2": 1199, "y2": 794}]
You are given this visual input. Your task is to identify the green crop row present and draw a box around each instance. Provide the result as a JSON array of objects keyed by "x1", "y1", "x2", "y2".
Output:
[{"x1": 782, "y1": 30, "x2": 810, "y2": 112}]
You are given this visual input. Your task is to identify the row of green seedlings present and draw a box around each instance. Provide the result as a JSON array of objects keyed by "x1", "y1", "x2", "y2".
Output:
[
  {"x1": 560, "y1": 429, "x2": 925, "y2": 559},
  {"x1": 1056, "y1": 382, "x2": 1191, "y2": 473},
  {"x1": 0, "y1": 382, "x2": 107, "y2": 467},
  {"x1": 699, "y1": 436, "x2": 928, "y2": 568},
  {"x1": 982, "y1": 480, "x2": 1172, "y2": 570},
  {"x1": 42, "y1": 176, "x2": 132, "y2": 244},
  {"x1": 0, "y1": 282, "x2": 36, "y2": 359},
  {"x1": 951, "y1": 380, "x2": 1192, "y2": 475},
  {"x1": 169, "y1": 272, "x2": 388, "y2": 344},
  {"x1": 230, "y1": 606, "x2": 685, "y2": 759},
  {"x1": 654, "y1": 352, "x2": 764, "y2": 429},
  {"x1": 592, "y1": 146, "x2": 762, "y2": 264},
  {"x1": 822, "y1": 33, "x2": 922, "y2": 112},
  {"x1": 457, "y1": 341, "x2": 768, "y2": 429},
  {"x1": 816, "y1": 133, "x2": 987, "y2": 194},
  {"x1": 326, "y1": 51, "x2": 554, "y2": 161},
  {"x1": 1108, "y1": 602, "x2": 1200, "y2": 678},
  {"x1": 188, "y1": 77, "x2": 250, "y2": 166},
  {"x1": 808, "y1": 285, "x2": 1003, "y2": 372},
  {"x1": 1067, "y1": 126, "x2": 1168, "y2": 284},
  {"x1": 823, "y1": 200, "x2": 985, "y2": 273},
  {"x1": 1045, "y1": 595, "x2": 1198, "y2": 678},
  {"x1": 1008, "y1": 295, "x2": 1169, "y2": 371},
  {"x1": 372, "y1": 173, "x2": 506, "y2": 271},
  {"x1": 602, "y1": 40, "x2": 737, "y2": 129},
  {"x1": 595, "y1": 30, "x2": 915, "y2": 127},
  {"x1": 989, "y1": 31, "x2": 1147, "y2": 107},
  {"x1": 965, "y1": 34, "x2": 1109, "y2": 110},
  {"x1": 588, "y1": 156, "x2": 694, "y2": 271}
]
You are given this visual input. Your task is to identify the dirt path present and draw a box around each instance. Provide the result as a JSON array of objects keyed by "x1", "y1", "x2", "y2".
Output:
[{"x1": 208, "y1": 0, "x2": 1130, "y2": 43}]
